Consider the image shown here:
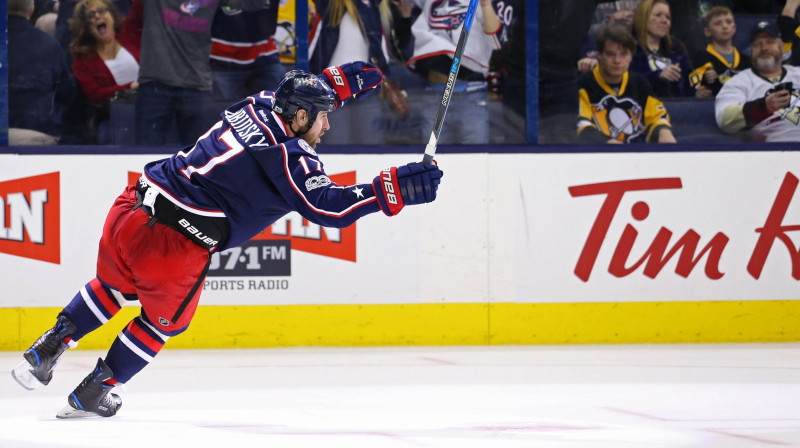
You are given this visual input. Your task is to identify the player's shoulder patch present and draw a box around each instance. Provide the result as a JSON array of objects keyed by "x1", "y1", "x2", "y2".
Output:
[{"x1": 297, "y1": 138, "x2": 317, "y2": 156}]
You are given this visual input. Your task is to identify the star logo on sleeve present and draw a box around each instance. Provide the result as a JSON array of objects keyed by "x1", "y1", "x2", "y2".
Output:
[{"x1": 352, "y1": 186, "x2": 364, "y2": 198}]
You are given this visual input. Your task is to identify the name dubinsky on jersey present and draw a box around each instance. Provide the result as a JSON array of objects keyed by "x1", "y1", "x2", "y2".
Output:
[
  {"x1": 578, "y1": 67, "x2": 672, "y2": 143},
  {"x1": 142, "y1": 91, "x2": 382, "y2": 251}
]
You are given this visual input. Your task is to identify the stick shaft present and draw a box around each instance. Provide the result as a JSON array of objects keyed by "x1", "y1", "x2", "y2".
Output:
[{"x1": 422, "y1": 0, "x2": 480, "y2": 165}]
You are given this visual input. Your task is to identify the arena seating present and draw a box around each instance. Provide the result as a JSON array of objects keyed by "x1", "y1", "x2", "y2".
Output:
[{"x1": 662, "y1": 98, "x2": 744, "y2": 143}]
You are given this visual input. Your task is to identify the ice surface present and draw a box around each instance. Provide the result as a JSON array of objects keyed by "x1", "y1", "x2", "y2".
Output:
[{"x1": 1, "y1": 344, "x2": 799, "y2": 447}]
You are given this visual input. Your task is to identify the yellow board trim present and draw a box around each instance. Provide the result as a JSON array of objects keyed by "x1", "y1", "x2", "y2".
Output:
[{"x1": 2, "y1": 301, "x2": 799, "y2": 351}]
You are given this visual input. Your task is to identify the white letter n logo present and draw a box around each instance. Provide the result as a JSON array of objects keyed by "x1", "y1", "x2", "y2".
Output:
[{"x1": 0, "y1": 172, "x2": 61, "y2": 264}]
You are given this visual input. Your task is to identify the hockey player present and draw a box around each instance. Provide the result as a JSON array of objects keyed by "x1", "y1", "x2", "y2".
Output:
[
  {"x1": 11, "y1": 62, "x2": 444, "y2": 418},
  {"x1": 715, "y1": 21, "x2": 800, "y2": 142},
  {"x1": 578, "y1": 26, "x2": 677, "y2": 143}
]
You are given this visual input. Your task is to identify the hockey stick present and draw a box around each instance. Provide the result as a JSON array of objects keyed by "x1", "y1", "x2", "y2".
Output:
[{"x1": 421, "y1": 0, "x2": 480, "y2": 165}]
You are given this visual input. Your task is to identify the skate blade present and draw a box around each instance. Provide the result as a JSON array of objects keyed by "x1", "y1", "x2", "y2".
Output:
[
  {"x1": 11, "y1": 360, "x2": 44, "y2": 391},
  {"x1": 56, "y1": 405, "x2": 99, "y2": 419}
]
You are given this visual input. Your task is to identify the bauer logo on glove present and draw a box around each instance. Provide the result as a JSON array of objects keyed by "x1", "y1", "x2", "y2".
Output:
[
  {"x1": 327, "y1": 67, "x2": 345, "y2": 86},
  {"x1": 379, "y1": 169, "x2": 399, "y2": 205},
  {"x1": 321, "y1": 61, "x2": 384, "y2": 109},
  {"x1": 373, "y1": 162, "x2": 444, "y2": 216}
]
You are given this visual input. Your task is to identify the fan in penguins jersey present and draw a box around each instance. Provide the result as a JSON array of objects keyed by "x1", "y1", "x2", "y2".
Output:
[
  {"x1": 688, "y1": 6, "x2": 751, "y2": 97},
  {"x1": 578, "y1": 26, "x2": 677, "y2": 144},
  {"x1": 11, "y1": 62, "x2": 444, "y2": 419}
]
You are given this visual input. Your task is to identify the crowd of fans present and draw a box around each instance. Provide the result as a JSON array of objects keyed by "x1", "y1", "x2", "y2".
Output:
[
  {"x1": 16, "y1": 0, "x2": 800, "y2": 147},
  {"x1": 7, "y1": 0, "x2": 525, "y2": 146},
  {"x1": 552, "y1": 0, "x2": 800, "y2": 144}
]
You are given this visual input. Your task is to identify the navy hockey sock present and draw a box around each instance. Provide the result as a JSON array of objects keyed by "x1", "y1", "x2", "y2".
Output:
[
  {"x1": 104, "y1": 315, "x2": 170, "y2": 383},
  {"x1": 61, "y1": 279, "x2": 130, "y2": 340}
]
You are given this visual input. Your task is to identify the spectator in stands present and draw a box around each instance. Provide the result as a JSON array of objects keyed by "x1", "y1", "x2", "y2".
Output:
[
  {"x1": 273, "y1": 0, "x2": 307, "y2": 66},
  {"x1": 8, "y1": 0, "x2": 77, "y2": 145},
  {"x1": 539, "y1": 0, "x2": 618, "y2": 144},
  {"x1": 387, "y1": 0, "x2": 417, "y2": 63},
  {"x1": 32, "y1": 0, "x2": 58, "y2": 36},
  {"x1": 56, "y1": 0, "x2": 129, "y2": 56},
  {"x1": 715, "y1": 21, "x2": 800, "y2": 141},
  {"x1": 382, "y1": 0, "x2": 423, "y2": 85},
  {"x1": 54, "y1": 0, "x2": 131, "y2": 143},
  {"x1": 69, "y1": 0, "x2": 141, "y2": 108},
  {"x1": 135, "y1": 0, "x2": 264, "y2": 146},
  {"x1": 406, "y1": 0, "x2": 505, "y2": 144},
  {"x1": 309, "y1": 0, "x2": 410, "y2": 144},
  {"x1": 779, "y1": 0, "x2": 800, "y2": 65},
  {"x1": 32, "y1": 0, "x2": 57, "y2": 26},
  {"x1": 670, "y1": 1, "x2": 760, "y2": 59},
  {"x1": 578, "y1": 26, "x2": 676, "y2": 143},
  {"x1": 68, "y1": 0, "x2": 142, "y2": 143},
  {"x1": 590, "y1": 1, "x2": 639, "y2": 36},
  {"x1": 310, "y1": 0, "x2": 392, "y2": 77},
  {"x1": 630, "y1": 0, "x2": 698, "y2": 98},
  {"x1": 209, "y1": 1, "x2": 286, "y2": 101},
  {"x1": 384, "y1": 1, "x2": 420, "y2": 81},
  {"x1": 579, "y1": 2, "x2": 639, "y2": 73},
  {"x1": 689, "y1": 6, "x2": 750, "y2": 96}
]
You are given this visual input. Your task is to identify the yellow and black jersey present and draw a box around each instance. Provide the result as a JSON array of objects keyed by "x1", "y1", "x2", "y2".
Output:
[
  {"x1": 577, "y1": 66, "x2": 672, "y2": 143},
  {"x1": 778, "y1": 14, "x2": 800, "y2": 65},
  {"x1": 689, "y1": 44, "x2": 750, "y2": 95}
]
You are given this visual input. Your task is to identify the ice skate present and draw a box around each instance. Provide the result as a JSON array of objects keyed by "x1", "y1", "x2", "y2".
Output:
[
  {"x1": 12, "y1": 315, "x2": 77, "y2": 390},
  {"x1": 57, "y1": 358, "x2": 122, "y2": 418}
]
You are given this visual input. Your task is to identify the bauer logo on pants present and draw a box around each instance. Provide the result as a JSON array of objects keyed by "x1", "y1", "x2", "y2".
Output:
[
  {"x1": 0, "y1": 172, "x2": 60, "y2": 264},
  {"x1": 129, "y1": 171, "x2": 358, "y2": 262}
]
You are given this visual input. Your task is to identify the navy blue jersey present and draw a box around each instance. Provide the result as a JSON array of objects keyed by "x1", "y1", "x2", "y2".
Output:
[{"x1": 143, "y1": 91, "x2": 381, "y2": 250}]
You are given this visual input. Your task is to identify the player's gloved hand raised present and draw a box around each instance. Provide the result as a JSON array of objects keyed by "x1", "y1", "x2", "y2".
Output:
[
  {"x1": 373, "y1": 162, "x2": 443, "y2": 216},
  {"x1": 321, "y1": 61, "x2": 384, "y2": 109}
]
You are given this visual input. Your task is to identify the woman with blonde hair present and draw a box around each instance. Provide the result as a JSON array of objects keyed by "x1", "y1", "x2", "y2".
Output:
[
  {"x1": 309, "y1": 0, "x2": 410, "y2": 143},
  {"x1": 69, "y1": 0, "x2": 142, "y2": 106},
  {"x1": 630, "y1": 0, "x2": 698, "y2": 97}
]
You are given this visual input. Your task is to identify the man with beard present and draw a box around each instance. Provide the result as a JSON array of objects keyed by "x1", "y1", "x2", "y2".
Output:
[{"x1": 715, "y1": 21, "x2": 800, "y2": 141}]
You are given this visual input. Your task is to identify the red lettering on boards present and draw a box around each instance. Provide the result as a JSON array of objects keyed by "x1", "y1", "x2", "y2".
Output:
[
  {"x1": 747, "y1": 172, "x2": 800, "y2": 280},
  {"x1": 569, "y1": 178, "x2": 728, "y2": 282}
]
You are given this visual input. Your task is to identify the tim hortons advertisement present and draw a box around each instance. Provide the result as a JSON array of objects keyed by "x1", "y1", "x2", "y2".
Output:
[
  {"x1": 502, "y1": 152, "x2": 800, "y2": 302},
  {"x1": 1, "y1": 152, "x2": 799, "y2": 308}
]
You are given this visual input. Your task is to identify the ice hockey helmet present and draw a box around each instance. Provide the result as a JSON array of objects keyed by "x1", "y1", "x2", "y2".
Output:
[{"x1": 273, "y1": 70, "x2": 336, "y2": 127}]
